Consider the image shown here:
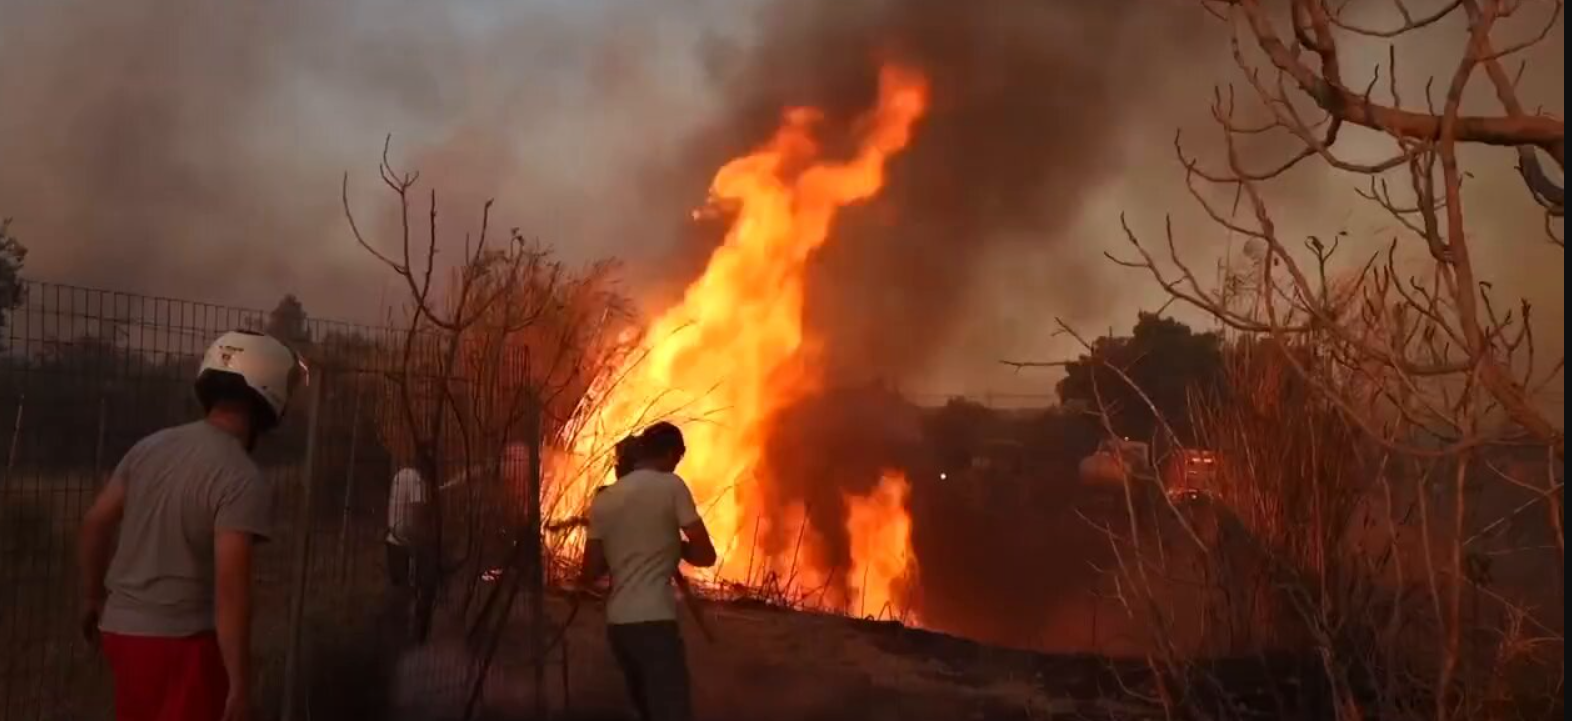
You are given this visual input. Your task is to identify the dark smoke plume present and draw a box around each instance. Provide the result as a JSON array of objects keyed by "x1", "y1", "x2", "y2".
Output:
[
  {"x1": 0, "y1": 0, "x2": 740, "y2": 318},
  {"x1": 656, "y1": 0, "x2": 1216, "y2": 641},
  {"x1": 662, "y1": 0, "x2": 1562, "y2": 645},
  {"x1": 662, "y1": 1, "x2": 1214, "y2": 368},
  {"x1": 0, "y1": 0, "x2": 377, "y2": 308},
  {"x1": 5, "y1": 0, "x2": 1556, "y2": 650}
]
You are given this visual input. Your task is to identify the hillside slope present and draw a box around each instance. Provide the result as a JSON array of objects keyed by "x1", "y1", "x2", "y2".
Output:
[{"x1": 390, "y1": 591, "x2": 1281, "y2": 721}]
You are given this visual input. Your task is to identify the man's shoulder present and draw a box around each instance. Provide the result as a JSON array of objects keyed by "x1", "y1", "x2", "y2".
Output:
[
  {"x1": 129, "y1": 422, "x2": 260, "y2": 485},
  {"x1": 657, "y1": 470, "x2": 692, "y2": 494},
  {"x1": 586, "y1": 484, "x2": 618, "y2": 529},
  {"x1": 134, "y1": 421, "x2": 196, "y2": 449},
  {"x1": 625, "y1": 468, "x2": 685, "y2": 485},
  {"x1": 629, "y1": 471, "x2": 696, "y2": 509},
  {"x1": 135, "y1": 422, "x2": 241, "y2": 461}
]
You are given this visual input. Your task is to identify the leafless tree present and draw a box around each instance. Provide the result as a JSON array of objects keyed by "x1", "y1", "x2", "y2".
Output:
[
  {"x1": 1117, "y1": 0, "x2": 1563, "y2": 460},
  {"x1": 1093, "y1": 2, "x2": 1565, "y2": 718},
  {"x1": 342, "y1": 139, "x2": 631, "y2": 717},
  {"x1": 343, "y1": 138, "x2": 533, "y2": 592}
]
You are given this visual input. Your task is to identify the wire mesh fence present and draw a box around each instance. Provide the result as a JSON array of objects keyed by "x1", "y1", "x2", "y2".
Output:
[
  {"x1": 0, "y1": 281, "x2": 551, "y2": 721},
  {"x1": 0, "y1": 279, "x2": 1101, "y2": 721}
]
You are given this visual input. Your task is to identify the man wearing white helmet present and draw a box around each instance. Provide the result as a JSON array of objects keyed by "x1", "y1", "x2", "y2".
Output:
[{"x1": 77, "y1": 330, "x2": 303, "y2": 721}]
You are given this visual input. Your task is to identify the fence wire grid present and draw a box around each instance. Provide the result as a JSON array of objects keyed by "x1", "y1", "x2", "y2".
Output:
[
  {"x1": 0, "y1": 281, "x2": 556, "y2": 721},
  {"x1": 0, "y1": 279, "x2": 1101, "y2": 721}
]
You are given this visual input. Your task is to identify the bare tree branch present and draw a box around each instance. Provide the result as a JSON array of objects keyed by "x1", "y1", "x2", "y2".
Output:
[{"x1": 1233, "y1": 0, "x2": 1564, "y2": 163}]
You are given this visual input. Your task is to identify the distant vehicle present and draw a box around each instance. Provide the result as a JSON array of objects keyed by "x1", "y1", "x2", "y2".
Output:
[
  {"x1": 1079, "y1": 438, "x2": 1220, "y2": 500},
  {"x1": 1164, "y1": 448, "x2": 1218, "y2": 497},
  {"x1": 1078, "y1": 438, "x2": 1156, "y2": 487}
]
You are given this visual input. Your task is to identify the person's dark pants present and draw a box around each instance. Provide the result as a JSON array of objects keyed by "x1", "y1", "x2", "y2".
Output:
[
  {"x1": 608, "y1": 621, "x2": 692, "y2": 721},
  {"x1": 387, "y1": 541, "x2": 412, "y2": 586},
  {"x1": 386, "y1": 540, "x2": 437, "y2": 587},
  {"x1": 386, "y1": 541, "x2": 437, "y2": 642}
]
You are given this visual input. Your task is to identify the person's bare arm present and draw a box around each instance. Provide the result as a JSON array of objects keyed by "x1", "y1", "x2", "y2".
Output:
[
  {"x1": 215, "y1": 530, "x2": 255, "y2": 716},
  {"x1": 669, "y1": 476, "x2": 715, "y2": 568},
  {"x1": 579, "y1": 539, "x2": 609, "y2": 587},
  {"x1": 680, "y1": 520, "x2": 717, "y2": 568},
  {"x1": 77, "y1": 474, "x2": 127, "y2": 643}
]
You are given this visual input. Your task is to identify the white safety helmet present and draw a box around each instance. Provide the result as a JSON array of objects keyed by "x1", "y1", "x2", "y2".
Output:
[{"x1": 196, "y1": 329, "x2": 306, "y2": 430}]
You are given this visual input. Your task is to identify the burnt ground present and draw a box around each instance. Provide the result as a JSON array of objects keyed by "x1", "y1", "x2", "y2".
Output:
[{"x1": 386, "y1": 591, "x2": 1329, "y2": 721}]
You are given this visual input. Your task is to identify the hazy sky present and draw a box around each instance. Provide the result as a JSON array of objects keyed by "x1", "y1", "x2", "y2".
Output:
[{"x1": 0, "y1": 0, "x2": 1562, "y2": 405}]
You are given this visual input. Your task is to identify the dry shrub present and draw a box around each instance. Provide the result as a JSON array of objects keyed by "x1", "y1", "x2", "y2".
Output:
[
  {"x1": 369, "y1": 248, "x2": 630, "y2": 522},
  {"x1": 1104, "y1": 337, "x2": 1564, "y2": 720},
  {"x1": 1188, "y1": 339, "x2": 1381, "y2": 652},
  {"x1": 1186, "y1": 339, "x2": 1414, "y2": 717}
]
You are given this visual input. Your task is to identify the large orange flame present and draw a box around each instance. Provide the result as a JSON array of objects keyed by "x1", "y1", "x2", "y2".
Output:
[
  {"x1": 555, "y1": 65, "x2": 928, "y2": 616},
  {"x1": 847, "y1": 471, "x2": 916, "y2": 618}
]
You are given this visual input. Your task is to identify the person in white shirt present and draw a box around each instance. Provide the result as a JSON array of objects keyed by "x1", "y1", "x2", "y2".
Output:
[
  {"x1": 580, "y1": 423, "x2": 716, "y2": 721},
  {"x1": 386, "y1": 464, "x2": 431, "y2": 586},
  {"x1": 385, "y1": 457, "x2": 441, "y2": 644}
]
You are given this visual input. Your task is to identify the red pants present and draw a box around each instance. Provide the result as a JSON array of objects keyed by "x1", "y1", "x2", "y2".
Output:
[{"x1": 101, "y1": 632, "x2": 229, "y2": 721}]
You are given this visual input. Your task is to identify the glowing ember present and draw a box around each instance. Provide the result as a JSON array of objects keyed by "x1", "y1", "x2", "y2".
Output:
[
  {"x1": 554, "y1": 65, "x2": 929, "y2": 606},
  {"x1": 847, "y1": 471, "x2": 916, "y2": 620}
]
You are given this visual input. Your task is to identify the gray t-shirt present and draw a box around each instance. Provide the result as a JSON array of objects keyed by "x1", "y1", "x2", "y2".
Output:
[
  {"x1": 99, "y1": 421, "x2": 273, "y2": 636},
  {"x1": 588, "y1": 469, "x2": 701, "y2": 625}
]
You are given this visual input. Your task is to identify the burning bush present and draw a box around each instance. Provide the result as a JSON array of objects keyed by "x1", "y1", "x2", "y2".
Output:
[{"x1": 547, "y1": 66, "x2": 931, "y2": 620}]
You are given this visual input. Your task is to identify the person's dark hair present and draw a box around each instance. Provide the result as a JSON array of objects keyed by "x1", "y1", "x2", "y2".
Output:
[
  {"x1": 640, "y1": 422, "x2": 686, "y2": 458},
  {"x1": 613, "y1": 434, "x2": 643, "y2": 478},
  {"x1": 195, "y1": 370, "x2": 278, "y2": 431}
]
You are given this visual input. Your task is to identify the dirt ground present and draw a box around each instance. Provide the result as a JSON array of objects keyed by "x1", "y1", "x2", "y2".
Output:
[{"x1": 391, "y1": 591, "x2": 1161, "y2": 721}]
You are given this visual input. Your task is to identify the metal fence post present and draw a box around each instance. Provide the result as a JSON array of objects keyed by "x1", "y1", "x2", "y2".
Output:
[
  {"x1": 281, "y1": 368, "x2": 325, "y2": 721},
  {"x1": 5, "y1": 392, "x2": 23, "y2": 481},
  {"x1": 334, "y1": 379, "x2": 365, "y2": 581},
  {"x1": 527, "y1": 394, "x2": 546, "y2": 719}
]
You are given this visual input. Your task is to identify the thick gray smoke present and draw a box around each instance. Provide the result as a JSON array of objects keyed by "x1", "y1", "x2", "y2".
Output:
[
  {"x1": 3, "y1": 0, "x2": 1559, "y2": 649},
  {"x1": 0, "y1": 0, "x2": 739, "y2": 318},
  {"x1": 682, "y1": 0, "x2": 1563, "y2": 644},
  {"x1": 660, "y1": 0, "x2": 1222, "y2": 638},
  {"x1": 655, "y1": 0, "x2": 1218, "y2": 375},
  {"x1": 2, "y1": 0, "x2": 380, "y2": 310}
]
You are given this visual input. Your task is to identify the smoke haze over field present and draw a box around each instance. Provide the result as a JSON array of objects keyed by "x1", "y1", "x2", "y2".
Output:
[
  {"x1": 2, "y1": 0, "x2": 1557, "y2": 394},
  {"x1": 680, "y1": 0, "x2": 1213, "y2": 381},
  {"x1": 695, "y1": 0, "x2": 1218, "y2": 636},
  {"x1": 1, "y1": 0, "x2": 1561, "y2": 646},
  {"x1": 0, "y1": 0, "x2": 742, "y2": 318}
]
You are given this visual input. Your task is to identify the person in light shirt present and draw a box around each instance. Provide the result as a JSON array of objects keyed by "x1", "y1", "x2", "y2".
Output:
[
  {"x1": 383, "y1": 434, "x2": 443, "y2": 644},
  {"x1": 385, "y1": 463, "x2": 431, "y2": 586},
  {"x1": 580, "y1": 423, "x2": 716, "y2": 721},
  {"x1": 78, "y1": 330, "x2": 302, "y2": 721}
]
